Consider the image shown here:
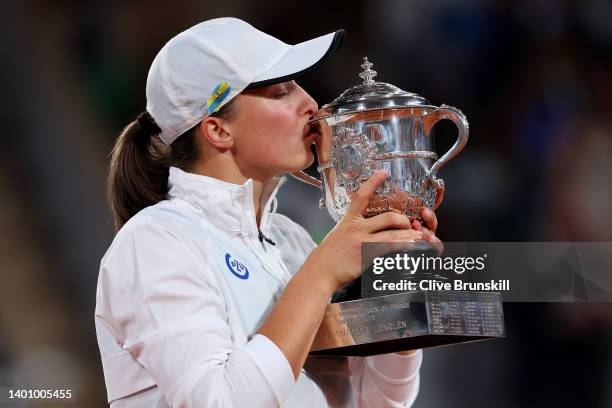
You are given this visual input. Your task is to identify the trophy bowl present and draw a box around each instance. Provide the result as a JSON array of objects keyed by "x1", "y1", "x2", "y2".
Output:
[{"x1": 292, "y1": 57, "x2": 469, "y2": 221}]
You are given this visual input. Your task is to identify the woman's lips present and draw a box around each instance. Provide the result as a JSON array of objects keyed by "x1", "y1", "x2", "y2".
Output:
[{"x1": 304, "y1": 123, "x2": 321, "y2": 144}]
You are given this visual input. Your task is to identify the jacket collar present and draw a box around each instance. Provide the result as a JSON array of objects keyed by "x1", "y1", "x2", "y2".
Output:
[{"x1": 167, "y1": 167, "x2": 286, "y2": 240}]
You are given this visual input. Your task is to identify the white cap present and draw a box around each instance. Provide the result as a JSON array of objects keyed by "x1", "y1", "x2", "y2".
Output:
[{"x1": 145, "y1": 17, "x2": 344, "y2": 144}]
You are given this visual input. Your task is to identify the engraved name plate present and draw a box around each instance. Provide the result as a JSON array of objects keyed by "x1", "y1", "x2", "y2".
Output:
[{"x1": 311, "y1": 291, "x2": 504, "y2": 356}]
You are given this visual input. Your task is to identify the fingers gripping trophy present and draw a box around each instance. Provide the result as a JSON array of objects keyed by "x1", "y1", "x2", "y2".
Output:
[{"x1": 292, "y1": 58, "x2": 505, "y2": 356}]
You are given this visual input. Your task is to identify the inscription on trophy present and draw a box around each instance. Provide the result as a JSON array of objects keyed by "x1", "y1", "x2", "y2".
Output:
[
  {"x1": 427, "y1": 292, "x2": 504, "y2": 337},
  {"x1": 312, "y1": 291, "x2": 504, "y2": 356}
]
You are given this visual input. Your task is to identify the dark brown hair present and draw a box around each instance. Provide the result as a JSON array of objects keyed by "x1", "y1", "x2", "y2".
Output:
[{"x1": 107, "y1": 103, "x2": 235, "y2": 231}]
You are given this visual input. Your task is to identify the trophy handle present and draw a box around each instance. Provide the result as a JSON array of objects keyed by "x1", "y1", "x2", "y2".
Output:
[
  {"x1": 423, "y1": 104, "x2": 469, "y2": 203},
  {"x1": 290, "y1": 171, "x2": 328, "y2": 208},
  {"x1": 289, "y1": 171, "x2": 322, "y2": 189}
]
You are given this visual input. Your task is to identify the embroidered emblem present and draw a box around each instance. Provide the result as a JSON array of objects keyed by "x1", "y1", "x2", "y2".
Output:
[
  {"x1": 206, "y1": 81, "x2": 231, "y2": 114},
  {"x1": 225, "y1": 253, "x2": 249, "y2": 280}
]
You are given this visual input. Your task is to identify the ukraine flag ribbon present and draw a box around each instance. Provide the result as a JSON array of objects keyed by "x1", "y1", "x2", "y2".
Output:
[{"x1": 206, "y1": 81, "x2": 231, "y2": 114}]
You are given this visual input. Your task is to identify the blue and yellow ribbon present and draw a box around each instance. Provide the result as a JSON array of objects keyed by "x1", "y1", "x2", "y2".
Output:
[{"x1": 206, "y1": 81, "x2": 231, "y2": 114}]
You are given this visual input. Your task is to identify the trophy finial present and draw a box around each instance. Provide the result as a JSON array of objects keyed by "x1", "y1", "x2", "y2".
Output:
[{"x1": 359, "y1": 57, "x2": 377, "y2": 84}]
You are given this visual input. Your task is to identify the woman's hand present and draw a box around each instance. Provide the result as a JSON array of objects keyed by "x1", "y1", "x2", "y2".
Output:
[
  {"x1": 304, "y1": 170, "x2": 424, "y2": 294},
  {"x1": 412, "y1": 207, "x2": 441, "y2": 243},
  {"x1": 260, "y1": 170, "x2": 440, "y2": 377}
]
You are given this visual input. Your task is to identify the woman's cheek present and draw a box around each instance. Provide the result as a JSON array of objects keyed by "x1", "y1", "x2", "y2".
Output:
[{"x1": 253, "y1": 137, "x2": 282, "y2": 160}]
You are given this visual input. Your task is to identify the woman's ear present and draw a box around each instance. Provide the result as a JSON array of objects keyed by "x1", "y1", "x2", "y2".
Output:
[{"x1": 199, "y1": 116, "x2": 234, "y2": 149}]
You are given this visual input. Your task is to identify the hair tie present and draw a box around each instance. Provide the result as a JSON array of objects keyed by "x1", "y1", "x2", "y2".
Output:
[{"x1": 136, "y1": 111, "x2": 162, "y2": 136}]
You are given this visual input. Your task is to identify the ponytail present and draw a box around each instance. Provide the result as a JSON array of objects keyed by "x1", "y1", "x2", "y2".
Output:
[{"x1": 107, "y1": 112, "x2": 171, "y2": 231}]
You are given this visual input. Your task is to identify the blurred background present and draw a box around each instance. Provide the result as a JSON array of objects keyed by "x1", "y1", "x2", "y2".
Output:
[{"x1": 1, "y1": 0, "x2": 611, "y2": 406}]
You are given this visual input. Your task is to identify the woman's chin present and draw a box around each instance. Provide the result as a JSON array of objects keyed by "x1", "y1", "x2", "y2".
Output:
[
  {"x1": 298, "y1": 153, "x2": 315, "y2": 171},
  {"x1": 281, "y1": 152, "x2": 315, "y2": 174},
  {"x1": 263, "y1": 157, "x2": 314, "y2": 179}
]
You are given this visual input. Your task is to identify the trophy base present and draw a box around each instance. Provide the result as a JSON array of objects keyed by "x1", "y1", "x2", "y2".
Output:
[{"x1": 310, "y1": 290, "x2": 505, "y2": 357}]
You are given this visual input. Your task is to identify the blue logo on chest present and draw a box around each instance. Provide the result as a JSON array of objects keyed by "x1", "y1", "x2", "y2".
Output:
[{"x1": 225, "y1": 253, "x2": 249, "y2": 280}]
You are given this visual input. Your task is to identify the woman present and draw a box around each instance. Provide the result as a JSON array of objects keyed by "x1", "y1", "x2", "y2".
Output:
[{"x1": 95, "y1": 17, "x2": 439, "y2": 407}]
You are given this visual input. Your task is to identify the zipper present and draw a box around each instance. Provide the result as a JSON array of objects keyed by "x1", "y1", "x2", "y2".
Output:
[
  {"x1": 258, "y1": 176, "x2": 286, "y2": 234},
  {"x1": 245, "y1": 235, "x2": 290, "y2": 287},
  {"x1": 256, "y1": 230, "x2": 293, "y2": 284},
  {"x1": 243, "y1": 175, "x2": 290, "y2": 286},
  {"x1": 258, "y1": 229, "x2": 276, "y2": 245}
]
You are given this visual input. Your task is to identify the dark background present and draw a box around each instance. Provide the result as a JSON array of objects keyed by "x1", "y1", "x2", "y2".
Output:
[{"x1": 0, "y1": 0, "x2": 611, "y2": 406}]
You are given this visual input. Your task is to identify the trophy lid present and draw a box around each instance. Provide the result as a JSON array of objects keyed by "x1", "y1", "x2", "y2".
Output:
[{"x1": 312, "y1": 57, "x2": 431, "y2": 121}]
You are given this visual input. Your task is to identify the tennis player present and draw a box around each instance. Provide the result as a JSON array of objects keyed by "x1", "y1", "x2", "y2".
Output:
[{"x1": 95, "y1": 17, "x2": 438, "y2": 407}]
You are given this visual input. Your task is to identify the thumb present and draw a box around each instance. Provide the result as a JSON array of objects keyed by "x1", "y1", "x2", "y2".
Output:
[{"x1": 346, "y1": 170, "x2": 388, "y2": 218}]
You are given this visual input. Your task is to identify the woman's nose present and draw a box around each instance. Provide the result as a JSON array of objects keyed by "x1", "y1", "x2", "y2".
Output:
[{"x1": 297, "y1": 85, "x2": 318, "y2": 117}]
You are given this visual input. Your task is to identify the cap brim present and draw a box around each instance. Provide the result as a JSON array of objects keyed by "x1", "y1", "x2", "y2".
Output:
[{"x1": 246, "y1": 29, "x2": 345, "y2": 89}]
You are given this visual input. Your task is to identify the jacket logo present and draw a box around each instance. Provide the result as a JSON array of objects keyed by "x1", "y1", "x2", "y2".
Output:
[{"x1": 225, "y1": 253, "x2": 249, "y2": 280}]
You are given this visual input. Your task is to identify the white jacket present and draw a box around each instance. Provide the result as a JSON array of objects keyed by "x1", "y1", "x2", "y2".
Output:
[{"x1": 95, "y1": 167, "x2": 422, "y2": 407}]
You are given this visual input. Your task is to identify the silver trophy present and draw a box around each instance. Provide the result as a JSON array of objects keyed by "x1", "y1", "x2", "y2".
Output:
[
  {"x1": 292, "y1": 57, "x2": 468, "y2": 220},
  {"x1": 292, "y1": 58, "x2": 505, "y2": 356}
]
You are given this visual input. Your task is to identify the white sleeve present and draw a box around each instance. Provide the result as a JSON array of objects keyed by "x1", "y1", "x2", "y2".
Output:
[
  {"x1": 349, "y1": 350, "x2": 422, "y2": 408},
  {"x1": 97, "y1": 219, "x2": 295, "y2": 407}
]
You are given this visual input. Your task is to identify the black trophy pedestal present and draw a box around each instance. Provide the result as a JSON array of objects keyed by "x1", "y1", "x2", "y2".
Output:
[{"x1": 310, "y1": 290, "x2": 505, "y2": 356}]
